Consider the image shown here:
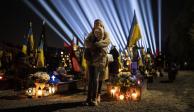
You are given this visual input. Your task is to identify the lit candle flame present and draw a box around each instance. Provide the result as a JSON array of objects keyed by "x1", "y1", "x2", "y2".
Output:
[
  {"x1": 119, "y1": 94, "x2": 124, "y2": 100},
  {"x1": 111, "y1": 88, "x2": 116, "y2": 97},
  {"x1": 131, "y1": 91, "x2": 137, "y2": 100}
]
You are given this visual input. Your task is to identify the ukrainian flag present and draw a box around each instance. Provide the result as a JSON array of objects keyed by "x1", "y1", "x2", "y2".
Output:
[
  {"x1": 37, "y1": 40, "x2": 45, "y2": 67},
  {"x1": 21, "y1": 36, "x2": 28, "y2": 55},
  {"x1": 27, "y1": 22, "x2": 34, "y2": 52},
  {"x1": 127, "y1": 12, "x2": 141, "y2": 47}
]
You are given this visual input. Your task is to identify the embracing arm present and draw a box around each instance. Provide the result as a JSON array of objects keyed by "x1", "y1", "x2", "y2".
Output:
[
  {"x1": 94, "y1": 32, "x2": 111, "y2": 48},
  {"x1": 84, "y1": 33, "x2": 93, "y2": 48}
]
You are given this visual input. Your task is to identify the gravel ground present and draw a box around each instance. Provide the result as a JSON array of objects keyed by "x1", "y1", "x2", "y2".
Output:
[{"x1": 0, "y1": 71, "x2": 194, "y2": 112}]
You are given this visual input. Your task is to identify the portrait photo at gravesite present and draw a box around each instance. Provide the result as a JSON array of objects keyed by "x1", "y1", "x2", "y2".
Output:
[{"x1": 0, "y1": 0, "x2": 194, "y2": 112}]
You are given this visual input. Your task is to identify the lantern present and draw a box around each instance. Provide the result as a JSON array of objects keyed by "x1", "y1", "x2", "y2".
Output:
[
  {"x1": 26, "y1": 88, "x2": 35, "y2": 97},
  {"x1": 49, "y1": 85, "x2": 56, "y2": 94},
  {"x1": 37, "y1": 87, "x2": 42, "y2": 98},
  {"x1": 42, "y1": 87, "x2": 50, "y2": 96},
  {"x1": 119, "y1": 94, "x2": 124, "y2": 100},
  {"x1": 131, "y1": 90, "x2": 137, "y2": 100},
  {"x1": 110, "y1": 87, "x2": 116, "y2": 97},
  {"x1": 51, "y1": 86, "x2": 55, "y2": 93},
  {"x1": 114, "y1": 90, "x2": 121, "y2": 101},
  {"x1": 107, "y1": 84, "x2": 120, "y2": 96},
  {"x1": 125, "y1": 91, "x2": 131, "y2": 101},
  {"x1": 129, "y1": 86, "x2": 141, "y2": 101}
]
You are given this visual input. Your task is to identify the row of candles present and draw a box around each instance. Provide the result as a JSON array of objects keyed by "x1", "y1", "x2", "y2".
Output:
[
  {"x1": 109, "y1": 85, "x2": 141, "y2": 101},
  {"x1": 26, "y1": 83, "x2": 57, "y2": 98}
]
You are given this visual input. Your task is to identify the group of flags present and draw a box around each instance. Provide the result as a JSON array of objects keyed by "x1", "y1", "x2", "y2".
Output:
[
  {"x1": 21, "y1": 21, "x2": 46, "y2": 68},
  {"x1": 21, "y1": 11, "x2": 142, "y2": 71}
]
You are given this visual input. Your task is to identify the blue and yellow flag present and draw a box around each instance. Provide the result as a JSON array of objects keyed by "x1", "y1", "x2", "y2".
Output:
[
  {"x1": 27, "y1": 22, "x2": 34, "y2": 53},
  {"x1": 36, "y1": 21, "x2": 47, "y2": 67},
  {"x1": 37, "y1": 40, "x2": 45, "y2": 67},
  {"x1": 21, "y1": 36, "x2": 28, "y2": 55},
  {"x1": 127, "y1": 12, "x2": 141, "y2": 47}
]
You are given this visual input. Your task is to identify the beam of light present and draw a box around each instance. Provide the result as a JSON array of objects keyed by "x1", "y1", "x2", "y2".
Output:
[
  {"x1": 138, "y1": 0, "x2": 157, "y2": 54},
  {"x1": 158, "y1": 0, "x2": 162, "y2": 52},
  {"x1": 81, "y1": 0, "x2": 123, "y2": 49},
  {"x1": 113, "y1": 0, "x2": 129, "y2": 39},
  {"x1": 138, "y1": 0, "x2": 154, "y2": 54},
  {"x1": 107, "y1": 0, "x2": 127, "y2": 44},
  {"x1": 146, "y1": 0, "x2": 157, "y2": 53},
  {"x1": 76, "y1": 0, "x2": 96, "y2": 27},
  {"x1": 23, "y1": 0, "x2": 70, "y2": 45},
  {"x1": 99, "y1": 0, "x2": 126, "y2": 48},
  {"x1": 129, "y1": 0, "x2": 152, "y2": 53},
  {"x1": 77, "y1": 0, "x2": 121, "y2": 49},
  {"x1": 95, "y1": 0, "x2": 125, "y2": 49},
  {"x1": 90, "y1": 0, "x2": 122, "y2": 50},
  {"x1": 26, "y1": 0, "x2": 158, "y2": 53},
  {"x1": 68, "y1": 0, "x2": 91, "y2": 34},
  {"x1": 38, "y1": 0, "x2": 75, "y2": 42},
  {"x1": 126, "y1": 0, "x2": 133, "y2": 24},
  {"x1": 76, "y1": 0, "x2": 92, "y2": 30},
  {"x1": 76, "y1": 0, "x2": 118, "y2": 47},
  {"x1": 93, "y1": 2, "x2": 122, "y2": 49},
  {"x1": 50, "y1": 0, "x2": 85, "y2": 42}
]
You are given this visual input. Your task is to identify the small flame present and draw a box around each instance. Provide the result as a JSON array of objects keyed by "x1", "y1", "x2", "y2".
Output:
[{"x1": 119, "y1": 94, "x2": 124, "y2": 100}]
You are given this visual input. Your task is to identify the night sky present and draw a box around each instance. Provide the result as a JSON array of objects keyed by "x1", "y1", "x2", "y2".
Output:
[
  {"x1": 0, "y1": 0, "x2": 184, "y2": 49},
  {"x1": 0, "y1": 0, "x2": 64, "y2": 48}
]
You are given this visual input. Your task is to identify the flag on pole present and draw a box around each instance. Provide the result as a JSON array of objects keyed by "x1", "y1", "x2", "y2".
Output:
[
  {"x1": 40, "y1": 21, "x2": 47, "y2": 56},
  {"x1": 63, "y1": 38, "x2": 81, "y2": 73},
  {"x1": 127, "y1": 12, "x2": 141, "y2": 47},
  {"x1": 37, "y1": 39, "x2": 45, "y2": 67},
  {"x1": 27, "y1": 22, "x2": 34, "y2": 54},
  {"x1": 70, "y1": 37, "x2": 81, "y2": 73},
  {"x1": 36, "y1": 21, "x2": 46, "y2": 67},
  {"x1": 21, "y1": 35, "x2": 28, "y2": 55}
]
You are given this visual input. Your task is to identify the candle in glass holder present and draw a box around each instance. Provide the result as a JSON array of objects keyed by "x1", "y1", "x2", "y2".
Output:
[
  {"x1": 37, "y1": 87, "x2": 42, "y2": 98},
  {"x1": 131, "y1": 90, "x2": 137, "y2": 100},
  {"x1": 111, "y1": 87, "x2": 116, "y2": 97},
  {"x1": 119, "y1": 94, "x2": 124, "y2": 100}
]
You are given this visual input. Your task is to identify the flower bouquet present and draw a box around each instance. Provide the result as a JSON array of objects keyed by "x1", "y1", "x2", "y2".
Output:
[{"x1": 29, "y1": 72, "x2": 50, "y2": 83}]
